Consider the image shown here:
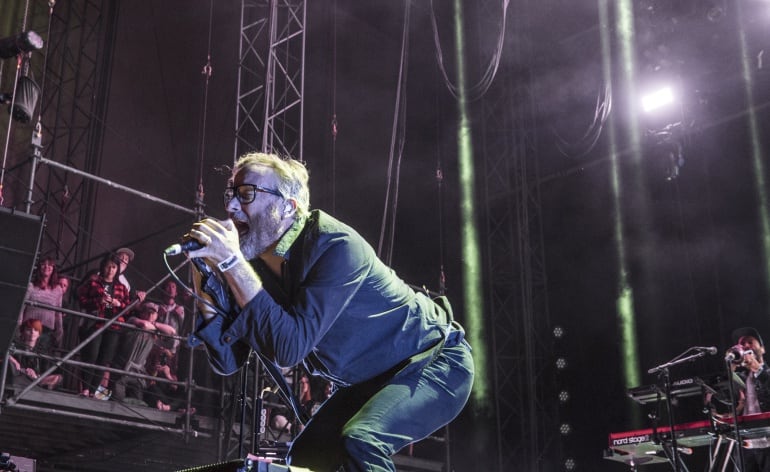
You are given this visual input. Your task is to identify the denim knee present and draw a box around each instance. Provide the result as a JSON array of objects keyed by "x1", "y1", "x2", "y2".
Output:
[{"x1": 340, "y1": 429, "x2": 394, "y2": 472}]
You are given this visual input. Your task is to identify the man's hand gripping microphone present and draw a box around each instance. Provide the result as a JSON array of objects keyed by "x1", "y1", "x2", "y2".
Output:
[{"x1": 190, "y1": 257, "x2": 237, "y2": 321}]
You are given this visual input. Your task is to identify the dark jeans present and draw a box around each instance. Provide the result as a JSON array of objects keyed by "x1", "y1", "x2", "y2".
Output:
[
  {"x1": 287, "y1": 339, "x2": 474, "y2": 472},
  {"x1": 745, "y1": 448, "x2": 770, "y2": 472},
  {"x1": 80, "y1": 328, "x2": 121, "y2": 392}
]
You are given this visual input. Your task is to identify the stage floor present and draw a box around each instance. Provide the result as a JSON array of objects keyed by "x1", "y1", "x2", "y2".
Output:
[{"x1": 0, "y1": 385, "x2": 445, "y2": 472}]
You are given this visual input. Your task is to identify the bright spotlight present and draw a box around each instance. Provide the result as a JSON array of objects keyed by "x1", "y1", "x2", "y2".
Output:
[
  {"x1": 641, "y1": 86, "x2": 675, "y2": 112},
  {"x1": 0, "y1": 31, "x2": 43, "y2": 59}
]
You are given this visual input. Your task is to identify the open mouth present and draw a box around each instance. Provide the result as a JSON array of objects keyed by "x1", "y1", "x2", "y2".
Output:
[{"x1": 232, "y1": 219, "x2": 250, "y2": 238}]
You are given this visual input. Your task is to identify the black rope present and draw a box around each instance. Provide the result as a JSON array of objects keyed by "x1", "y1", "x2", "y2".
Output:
[
  {"x1": 377, "y1": 0, "x2": 411, "y2": 264},
  {"x1": 195, "y1": 0, "x2": 215, "y2": 220},
  {"x1": 330, "y1": 0, "x2": 338, "y2": 216}
]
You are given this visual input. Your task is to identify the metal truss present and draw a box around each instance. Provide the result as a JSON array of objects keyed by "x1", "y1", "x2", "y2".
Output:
[
  {"x1": 233, "y1": 0, "x2": 306, "y2": 163},
  {"x1": 19, "y1": 0, "x2": 118, "y2": 270},
  {"x1": 223, "y1": 1, "x2": 307, "y2": 457},
  {"x1": 476, "y1": 1, "x2": 561, "y2": 470},
  {"x1": 221, "y1": 355, "x2": 300, "y2": 463}
]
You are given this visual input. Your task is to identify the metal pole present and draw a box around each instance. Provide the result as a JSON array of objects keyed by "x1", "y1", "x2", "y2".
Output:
[
  {"x1": 24, "y1": 122, "x2": 42, "y2": 213},
  {"x1": 38, "y1": 157, "x2": 199, "y2": 215}
]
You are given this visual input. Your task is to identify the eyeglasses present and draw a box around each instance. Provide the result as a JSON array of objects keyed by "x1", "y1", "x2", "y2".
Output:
[{"x1": 223, "y1": 184, "x2": 284, "y2": 206}]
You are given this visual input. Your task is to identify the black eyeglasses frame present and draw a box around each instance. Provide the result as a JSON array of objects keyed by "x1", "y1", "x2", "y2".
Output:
[{"x1": 223, "y1": 184, "x2": 284, "y2": 206}]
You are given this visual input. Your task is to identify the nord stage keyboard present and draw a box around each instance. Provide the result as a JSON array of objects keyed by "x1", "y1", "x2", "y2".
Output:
[{"x1": 605, "y1": 412, "x2": 770, "y2": 466}]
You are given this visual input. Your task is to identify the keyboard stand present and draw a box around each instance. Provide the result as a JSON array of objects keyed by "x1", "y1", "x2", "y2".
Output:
[{"x1": 707, "y1": 435, "x2": 738, "y2": 472}]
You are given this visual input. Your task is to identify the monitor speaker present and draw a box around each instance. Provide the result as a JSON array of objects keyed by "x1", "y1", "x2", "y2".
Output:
[{"x1": 0, "y1": 207, "x2": 44, "y2": 354}]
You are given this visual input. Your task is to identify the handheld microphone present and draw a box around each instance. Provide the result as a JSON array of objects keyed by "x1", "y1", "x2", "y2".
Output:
[{"x1": 164, "y1": 239, "x2": 204, "y2": 256}]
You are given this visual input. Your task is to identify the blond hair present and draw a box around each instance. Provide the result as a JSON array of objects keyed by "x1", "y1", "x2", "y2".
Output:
[{"x1": 234, "y1": 152, "x2": 310, "y2": 217}]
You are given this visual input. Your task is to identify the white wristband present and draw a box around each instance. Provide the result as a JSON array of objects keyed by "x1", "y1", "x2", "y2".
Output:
[{"x1": 217, "y1": 254, "x2": 240, "y2": 272}]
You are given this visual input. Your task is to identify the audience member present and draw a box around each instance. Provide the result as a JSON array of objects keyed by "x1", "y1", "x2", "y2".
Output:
[
  {"x1": 156, "y1": 280, "x2": 185, "y2": 361},
  {"x1": 144, "y1": 350, "x2": 188, "y2": 412},
  {"x1": 76, "y1": 253, "x2": 130, "y2": 399},
  {"x1": 112, "y1": 302, "x2": 174, "y2": 407},
  {"x1": 58, "y1": 274, "x2": 76, "y2": 345},
  {"x1": 116, "y1": 247, "x2": 146, "y2": 302},
  {"x1": 58, "y1": 276, "x2": 70, "y2": 297},
  {"x1": 19, "y1": 257, "x2": 64, "y2": 353},
  {"x1": 5, "y1": 319, "x2": 62, "y2": 390}
]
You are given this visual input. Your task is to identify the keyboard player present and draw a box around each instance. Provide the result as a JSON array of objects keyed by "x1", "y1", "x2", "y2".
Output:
[{"x1": 722, "y1": 327, "x2": 770, "y2": 472}]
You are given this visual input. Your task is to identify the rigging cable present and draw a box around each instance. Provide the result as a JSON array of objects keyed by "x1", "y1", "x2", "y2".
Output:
[
  {"x1": 551, "y1": 80, "x2": 613, "y2": 159},
  {"x1": 330, "y1": 0, "x2": 338, "y2": 215},
  {"x1": 0, "y1": 56, "x2": 22, "y2": 205},
  {"x1": 431, "y1": 43, "x2": 448, "y2": 296},
  {"x1": 195, "y1": 0, "x2": 215, "y2": 219},
  {"x1": 377, "y1": 0, "x2": 411, "y2": 265},
  {"x1": 436, "y1": 109, "x2": 446, "y2": 295},
  {"x1": 0, "y1": 0, "x2": 34, "y2": 205},
  {"x1": 429, "y1": 0, "x2": 509, "y2": 102}
]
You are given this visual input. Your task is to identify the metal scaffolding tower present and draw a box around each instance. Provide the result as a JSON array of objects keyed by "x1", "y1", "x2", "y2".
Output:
[
  {"x1": 24, "y1": 0, "x2": 117, "y2": 271},
  {"x1": 477, "y1": 1, "x2": 561, "y2": 470},
  {"x1": 233, "y1": 0, "x2": 306, "y2": 163},
  {"x1": 224, "y1": 0, "x2": 307, "y2": 461}
]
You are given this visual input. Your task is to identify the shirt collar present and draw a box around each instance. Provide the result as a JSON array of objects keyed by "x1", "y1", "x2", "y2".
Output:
[{"x1": 273, "y1": 214, "x2": 307, "y2": 258}]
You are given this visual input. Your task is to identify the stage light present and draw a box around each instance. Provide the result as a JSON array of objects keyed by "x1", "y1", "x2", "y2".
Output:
[
  {"x1": 553, "y1": 326, "x2": 565, "y2": 339},
  {"x1": 559, "y1": 423, "x2": 572, "y2": 435},
  {"x1": 0, "y1": 31, "x2": 43, "y2": 59},
  {"x1": 641, "y1": 86, "x2": 674, "y2": 112},
  {"x1": 9, "y1": 75, "x2": 40, "y2": 123},
  {"x1": 556, "y1": 357, "x2": 567, "y2": 370},
  {"x1": 558, "y1": 390, "x2": 570, "y2": 403},
  {"x1": 564, "y1": 458, "x2": 576, "y2": 471}
]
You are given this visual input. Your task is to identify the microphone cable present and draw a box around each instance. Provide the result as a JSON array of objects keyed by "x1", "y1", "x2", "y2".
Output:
[{"x1": 162, "y1": 251, "x2": 230, "y2": 319}]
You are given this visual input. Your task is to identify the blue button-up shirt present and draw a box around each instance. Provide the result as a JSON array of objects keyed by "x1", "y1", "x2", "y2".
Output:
[{"x1": 192, "y1": 209, "x2": 452, "y2": 387}]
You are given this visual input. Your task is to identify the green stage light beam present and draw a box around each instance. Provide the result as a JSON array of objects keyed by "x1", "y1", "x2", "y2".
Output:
[
  {"x1": 600, "y1": 0, "x2": 641, "y2": 392},
  {"x1": 453, "y1": 0, "x2": 488, "y2": 408},
  {"x1": 736, "y1": 2, "x2": 770, "y2": 290}
]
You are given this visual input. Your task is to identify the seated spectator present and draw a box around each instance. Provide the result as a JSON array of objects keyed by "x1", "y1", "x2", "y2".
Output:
[
  {"x1": 5, "y1": 319, "x2": 62, "y2": 390},
  {"x1": 112, "y1": 302, "x2": 174, "y2": 407},
  {"x1": 144, "y1": 352, "x2": 187, "y2": 412},
  {"x1": 19, "y1": 257, "x2": 64, "y2": 353}
]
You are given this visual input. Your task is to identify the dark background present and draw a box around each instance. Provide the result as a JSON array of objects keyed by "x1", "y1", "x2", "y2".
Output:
[{"x1": 2, "y1": 0, "x2": 770, "y2": 470}]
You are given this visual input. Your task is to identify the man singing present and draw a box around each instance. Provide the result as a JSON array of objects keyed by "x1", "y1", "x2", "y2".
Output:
[{"x1": 186, "y1": 152, "x2": 474, "y2": 471}]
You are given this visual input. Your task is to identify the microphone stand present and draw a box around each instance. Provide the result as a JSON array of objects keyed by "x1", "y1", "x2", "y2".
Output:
[
  {"x1": 648, "y1": 350, "x2": 709, "y2": 472},
  {"x1": 723, "y1": 357, "x2": 746, "y2": 471}
]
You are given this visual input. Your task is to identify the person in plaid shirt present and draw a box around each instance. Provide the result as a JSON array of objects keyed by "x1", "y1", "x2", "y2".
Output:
[{"x1": 77, "y1": 253, "x2": 130, "y2": 398}]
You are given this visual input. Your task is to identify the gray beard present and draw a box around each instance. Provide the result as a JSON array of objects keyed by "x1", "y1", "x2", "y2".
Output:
[
  {"x1": 239, "y1": 206, "x2": 283, "y2": 260},
  {"x1": 239, "y1": 232, "x2": 269, "y2": 260}
]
